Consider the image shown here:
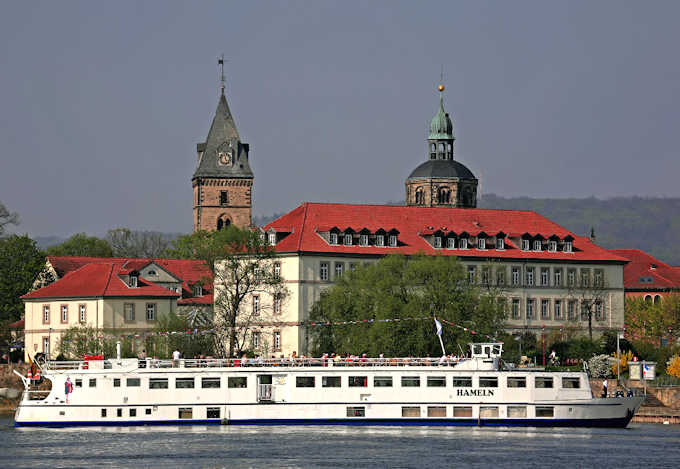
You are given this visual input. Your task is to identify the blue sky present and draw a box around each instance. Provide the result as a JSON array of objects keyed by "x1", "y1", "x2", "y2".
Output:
[{"x1": 1, "y1": 1, "x2": 679, "y2": 236}]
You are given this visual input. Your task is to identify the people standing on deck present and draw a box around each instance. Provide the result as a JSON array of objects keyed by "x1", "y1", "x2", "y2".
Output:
[
  {"x1": 65, "y1": 376, "x2": 73, "y2": 403},
  {"x1": 172, "y1": 349, "x2": 181, "y2": 367},
  {"x1": 602, "y1": 379, "x2": 608, "y2": 398}
]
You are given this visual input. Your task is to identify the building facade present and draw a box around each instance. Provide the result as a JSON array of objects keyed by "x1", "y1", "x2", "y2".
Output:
[{"x1": 609, "y1": 249, "x2": 680, "y2": 302}]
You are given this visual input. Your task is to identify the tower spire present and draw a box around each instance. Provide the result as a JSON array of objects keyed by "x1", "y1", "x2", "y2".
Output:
[{"x1": 218, "y1": 54, "x2": 226, "y2": 95}]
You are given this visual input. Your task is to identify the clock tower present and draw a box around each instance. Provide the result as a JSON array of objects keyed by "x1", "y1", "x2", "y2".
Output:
[{"x1": 192, "y1": 66, "x2": 253, "y2": 232}]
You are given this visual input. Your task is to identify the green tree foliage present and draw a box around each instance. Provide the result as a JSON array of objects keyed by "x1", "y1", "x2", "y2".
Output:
[
  {"x1": 625, "y1": 294, "x2": 680, "y2": 345},
  {"x1": 168, "y1": 227, "x2": 288, "y2": 358},
  {"x1": 309, "y1": 254, "x2": 506, "y2": 357},
  {"x1": 46, "y1": 233, "x2": 113, "y2": 257},
  {"x1": 0, "y1": 235, "x2": 45, "y2": 322},
  {"x1": 106, "y1": 228, "x2": 173, "y2": 258},
  {"x1": 0, "y1": 201, "x2": 19, "y2": 236}
]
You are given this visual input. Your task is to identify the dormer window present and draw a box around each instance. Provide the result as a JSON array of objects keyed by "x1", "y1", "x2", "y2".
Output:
[
  {"x1": 376, "y1": 234, "x2": 385, "y2": 247},
  {"x1": 521, "y1": 239, "x2": 530, "y2": 251},
  {"x1": 564, "y1": 241, "x2": 573, "y2": 253},
  {"x1": 129, "y1": 275, "x2": 138, "y2": 288},
  {"x1": 389, "y1": 235, "x2": 397, "y2": 247},
  {"x1": 434, "y1": 236, "x2": 442, "y2": 248},
  {"x1": 329, "y1": 233, "x2": 338, "y2": 245},
  {"x1": 193, "y1": 285, "x2": 203, "y2": 297},
  {"x1": 496, "y1": 238, "x2": 504, "y2": 250},
  {"x1": 268, "y1": 232, "x2": 276, "y2": 245},
  {"x1": 478, "y1": 237, "x2": 486, "y2": 250},
  {"x1": 344, "y1": 234, "x2": 352, "y2": 246},
  {"x1": 447, "y1": 237, "x2": 455, "y2": 249},
  {"x1": 460, "y1": 238, "x2": 468, "y2": 249},
  {"x1": 533, "y1": 240, "x2": 542, "y2": 251},
  {"x1": 549, "y1": 240, "x2": 557, "y2": 252},
  {"x1": 359, "y1": 234, "x2": 368, "y2": 246}
]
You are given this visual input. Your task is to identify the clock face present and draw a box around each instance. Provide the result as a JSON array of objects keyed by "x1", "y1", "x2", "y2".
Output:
[{"x1": 217, "y1": 141, "x2": 233, "y2": 166}]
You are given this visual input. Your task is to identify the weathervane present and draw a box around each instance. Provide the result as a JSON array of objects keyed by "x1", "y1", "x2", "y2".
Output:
[{"x1": 218, "y1": 54, "x2": 227, "y2": 94}]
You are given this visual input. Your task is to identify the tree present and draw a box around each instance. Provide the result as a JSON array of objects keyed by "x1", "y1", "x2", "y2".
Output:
[
  {"x1": 309, "y1": 254, "x2": 507, "y2": 357},
  {"x1": 567, "y1": 269, "x2": 609, "y2": 339},
  {"x1": 626, "y1": 294, "x2": 680, "y2": 345},
  {"x1": 0, "y1": 201, "x2": 19, "y2": 236},
  {"x1": 0, "y1": 235, "x2": 46, "y2": 322},
  {"x1": 106, "y1": 228, "x2": 172, "y2": 258},
  {"x1": 168, "y1": 227, "x2": 288, "y2": 358},
  {"x1": 46, "y1": 233, "x2": 113, "y2": 257}
]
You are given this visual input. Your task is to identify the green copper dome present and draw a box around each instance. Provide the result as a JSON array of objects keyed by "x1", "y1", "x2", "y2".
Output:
[{"x1": 428, "y1": 93, "x2": 454, "y2": 140}]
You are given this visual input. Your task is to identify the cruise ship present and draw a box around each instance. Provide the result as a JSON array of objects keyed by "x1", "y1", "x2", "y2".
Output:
[{"x1": 13, "y1": 343, "x2": 644, "y2": 428}]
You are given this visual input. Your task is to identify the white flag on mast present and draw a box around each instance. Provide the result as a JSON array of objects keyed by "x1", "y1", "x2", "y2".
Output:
[{"x1": 434, "y1": 318, "x2": 443, "y2": 337}]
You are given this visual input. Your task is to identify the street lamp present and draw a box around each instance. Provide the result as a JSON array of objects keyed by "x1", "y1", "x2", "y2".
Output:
[{"x1": 48, "y1": 327, "x2": 53, "y2": 360}]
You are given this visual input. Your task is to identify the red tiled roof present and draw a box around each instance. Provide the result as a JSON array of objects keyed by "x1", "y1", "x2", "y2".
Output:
[
  {"x1": 265, "y1": 203, "x2": 628, "y2": 262},
  {"x1": 609, "y1": 249, "x2": 680, "y2": 290},
  {"x1": 8, "y1": 319, "x2": 24, "y2": 329}
]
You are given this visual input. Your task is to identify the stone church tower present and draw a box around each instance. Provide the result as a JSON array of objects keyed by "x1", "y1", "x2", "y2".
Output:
[
  {"x1": 192, "y1": 81, "x2": 253, "y2": 232},
  {"x1": 405, "y1": 85, "x2": 478, "y2": 208}
]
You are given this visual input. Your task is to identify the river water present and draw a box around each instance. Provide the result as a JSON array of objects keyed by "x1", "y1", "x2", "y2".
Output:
[{"x1": 1, "y1": 415, "x2": 679, "y2": 468}]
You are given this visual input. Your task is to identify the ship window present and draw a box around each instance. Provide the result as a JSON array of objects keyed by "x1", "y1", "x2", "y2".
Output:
[
  {"x1": 113, "y1": 378, "x2": 120, "y2": 387},
  {"x1": 479, "y1": 377, "x2": 498, "y2": 388},
  {"x1": 126, "y1": 378, "x2": 140, "y2": 387},
  {"x1": 374, "y1": 376, "x2": 393, "y2": 387},
  {"x1": 178, "y1": 408, "x2": 193, "y2": 419},
  {"x1": 427, "y1": 376, "x2": 446, "y2": 387},
  {"x1": 176, "y1": 378, "x2": 195, "y2": 389},
  {"x1": 535, "y1": 377, "x2": 553, "y2": 389},
  {"x1": 75, "y1": 379, "x2": 82, "y2": 388},
  {"x1": 507, "y1": 406, "x2": 527, "y2": 418},
  {"x1": 322, "y1": 376, "x2": 341, "y2": 387},
  {"x1": 149, "y1": 378, "x2": 168, "y2": 389},
  {"x1": 207, "y1": 407, "x2": 220, "y2": 419},
  {"x1": 349, "y1": 376, "x2": 367, "y2": 387},
  {"x1": 453, "y1": 406, "x2": 473, "y2": 417},
  {"x1": 401, "y1": 376, "x2": 421, "y2": 387},
  {"x1": 402, "y1": 406, "x2": 420, "y2": 417},
  {"x1": 347, "y1": 406, "x2": 365, "y2": 417},
  {"x1": 452, "y1": 376, "x2": 472, "y2": 387},
  {"x1": 507, "y1": 377, "x2": 526, "y2": 388},
  {"x1": 202, "y1": 377, "x2": 221, "y2": 388},
  {"x1": 129, "y1": 408, "x2": 136, "y2": 417},
  {"x1": 101, "y1": 409, "x2": 107, "y2": 417},
  {"x1": 296, "y1": 376, "x2": 315, "y2": 388},
  {"x1": 89, "y1": 378, "x2": 96, "y2": 387},
  {"x1": 145, "y1": 408, "x2": 151, "y2": 415},
  {"x1": 427, "y1": 406, "x2": 447, "y2": 417},
  {"x1": 562, "y1": 377, "x2": 580, "y2": 389},
  {"x1": 228, "y1": 377, "x2": 247, "y2": 388},
  {"x1": 480, "y1": 406, "x2": 499, "y2": 418},
  {"x1": 536, "y1": 406, "x2": 554, "y2": 417},
  {"x1": 117, "y1": 408, "x2": 122, "y2": 417}
]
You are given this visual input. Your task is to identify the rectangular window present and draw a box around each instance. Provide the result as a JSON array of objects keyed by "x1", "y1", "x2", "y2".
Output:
[
  {"x1": 535, "y1": 377, "x2": 553, "y2": 389},
  {"x1": 447, "y1": 237, "x2": 455, "y2": 249},
  {"x1": 101, "y1": 409, "x2": 107, "y2": 417},
  {"x1": 562, "y1": 377, "x2": 580, "y2": 389},
  {"x1": 541, "y1": 268, "x2": 549, "y2": 286},
  {"x1": 335, "y1": 262, "x2": 344, "y2": 278},
  {"x1": 75, "y1": 379, "x2": 82, "y2": 388},
  {"x1": 373, "y1": 376, "x2": 393, "y2": 387},
  {"x1": 228, "y1": 377, "x2": 247, "y2": 388},
  {"x1": 453, "y1": 406, "x2": 473, "y2": 417},
  {"x1": 554, "y1": 300, "x2": 562, "y2": 320},
  {"x1": 459, "y1": 238, "x2": 468, "y2": 249},
  {"x1": 595, "y1": 301, "x2": 605, "y2": 321},
  {"x1": 129, "y1": 276, "x2": 138, "y2": 288},
  {"x1": 322, "y1": 376, "x2": 341, "y2": 387},
  {"x1": 512, "y1": 267, "x2": 520, "y2": 286},
  {"x1": 320, "y1": 262, "x2": 329, "y2": 281},
  {"x1": 526, "y1": 267, "x2": 535, "y2": 286},
  {"x1": 344, "y1": 233, "x2": 352, "y2": 246},
  {"x1": 507, "y1": 376, "x2": 526, "y2": 388},
  {"x1": 526, "y1": 298, "x2": 535, "y2": 319},
  {"x1": 349, "y1": 263, "x2": 357, "y2": 272},
  {"x1": 146, "y1": 303, "x2": 156, "y2": 321},
  {"x1": 427, "y1": 406, "x2": 447, "y2": 417},
  {"x1": 273, "y1": 295, "x2": 281, "y2": 314},
  {"x1": 481, "y1": 267, "x2": 489, "y2": 286},
  {"x1": 89, "y1": 378, "x2": 96, "y2": 387},
  {"x1": 468, "y1": 266, "x2": 476, "y2": 284},
  {"x1": 549, "y1": 240, "x2": 557, "y2": 252},
  {"x1": 252, "y1": 332, "x2": 261, "y2": 348},
  {"x1": 496, "y1": 268, "x2": 505, "y2": 286},
  {"x1": 401, "y1": 376, "x2": 421, "y2": 387},
  {"x1": 219, "y1": 190, "x2": 228, "y2": 205},
  {"x1": 541, "y1": 299, "x2": 550, "y2": 319},
  {"x1": 581, "y1": 269, "x2": 590, "y2": 287},
  {"x1": 512, "y1": 298, "x2": 521, "y2": 319},
  {"x1": 478, "y1": 237, "x2": 486, "y2": 250},
  {"x1": 452, "y1": 376, "x2": 472, "y2": 387},
  {"x1": 480, "y1": 406, "x2": 499, "y2": 418},
  {"x1": 389, "y1": 235, "x2": 397, "y2": 247},
  {"x1": 117, "y1": 408, "x2": 122, "y2": 417},
  {"x1": 178, "y1": 408, "x2": 193, "y2": 419},
  {"x1": 347, "y1": 406, "x2": 365, "y2": 417},
  {"x1": 273, "y1": 331, "x2": 281, "y2": 351},
  {"x1": 434, "y1": 236, "x2": 442, "y2": 248},
  {"x1": 193, "y1": 284, "x2": 203, "y2": 298},
  {"x1": 521, "y1": 239, "x2": 530, "y2": 251},
  {"x1": 296, "y1": 376, "x2": 315, "y2": 388},
  {"x1": 113, "y1": 378, "x2": 121, "y2": 387},
  {"x1": 427, "y1": 376, "x2": 446, "y2": 387},
  {"x1": 554, "y1": 269, "x2": 562, "y2": 287},
  {"x1": 536, "y1": 406, "x2": 554, "y2": 417},
  {"x1": 176, "y1": 378, "x2": 195, "y2": 389},
  {"x1": 348, "y1": 376, "x2": 367, "y2": 387},
  {"x1": 124, "y1": 303, "x2": 135, "y2": 322},
  {"x1": 273, "y1": 262, "x2": 281, "y2": 279},
  {"x1": 497, "y1": 237, "x2": 505, "y2": 250},
  {"x1": 402, "y1": 406, "x2": 421, "y2": 417},
  {"x1": 129, "y1": 408, "x2": 136, "y2": 417},
  {"x1": 149, "y1": 378, "x2": 168, "y2": 389},
  {"x1": 42, "y1": 305, "x2": 50, "y2": 324},
  {"x1": 479, "y1": 377, "x2": 498, "y2": 388},
  {"x1": 594, "y1": 269, "x2": 604, "y2": 287},
  {"x1": 359, "y1": 234, "x2": 368, "y2": 246},
  {"x1": 564, "y1": 241, "x2": 573, "y2": 253},
  {"x1": 376, "y1": 234, "x2": 384, "y2": 247},
  {"x1": 507, "y1": 406, "x2": 527, "y2": 418},
  {"x1": 533, "y1": 240, "x2": 542, "y2": 251},
  {"x1": 329, "y1": 233, "x2": 338, "y2": 245},
  {"x1": 567, "y1": 269, "x2": 576, "y2": 287},
  {"x1": 268, "y1": 232, "x2": 276, "y2": 245},
  {"x1": 79, "y1": 304, "x2": 86, "y2": 323},
  {"x1": 207, "y1": 407, "x2": 221, "y2": 419},
  {"x1": 581, "y1": 301, "x2": 589, "y2": 321},
  {"x1": 568, "y1": 300, "x2": 577, "y2": 320},
  {"x1": 201, "y1": 377, "x2": 221, "y2": 389},
  {"x1": 43, "y1": 337, "x2": 50, "y2": 355},
  {"x1": 252, "y1": 295, "x2": 260, "y2": 315},
  {"x1": 126, "y1": 378, "x2": 141, "y2": 387},
  {"x1": 146, "y1": 408, "x2": 151, "y2": 415},
  {"x1": 61, "y1": 304, "x2": 68, "y2": 323}
]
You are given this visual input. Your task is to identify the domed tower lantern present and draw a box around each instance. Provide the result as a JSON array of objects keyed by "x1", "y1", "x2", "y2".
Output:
[{"x1": 405, "y1": 84, "x2": 478, "y2": 208}]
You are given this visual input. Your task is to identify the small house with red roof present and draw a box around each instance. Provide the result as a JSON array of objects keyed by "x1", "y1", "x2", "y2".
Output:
[
  {"x1": 22, "y1": 257, "x2": 212, "y2": 360},
  {"x1": 608, "y1": 249, "x2": 680, "y2": 302}
]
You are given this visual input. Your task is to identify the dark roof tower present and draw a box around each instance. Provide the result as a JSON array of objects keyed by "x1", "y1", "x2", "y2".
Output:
[{"x1": 405, "y1": 84, "x2": 478, "y2": 208}]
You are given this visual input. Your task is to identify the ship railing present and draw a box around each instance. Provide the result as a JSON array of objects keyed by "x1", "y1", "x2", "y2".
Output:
[
  {"x1": 141, "y1": 357, "x2": 473, "y2": 369},
  {"x1": 43, "y1": 361, "x2": 90, "y2": 371},
  {"x1": 22, "y1": 390, "x2": 51, "y2": 401}
]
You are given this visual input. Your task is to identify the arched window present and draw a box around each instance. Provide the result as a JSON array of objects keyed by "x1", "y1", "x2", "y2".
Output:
[
  {"x1": 644, "y1": 295, "x2": 652, "y2": 303},
  {"x1": 654, "y1": 295, "x2": 661, "y2": 304},
  {"x1": 415, "y1": 187, "x2": 425, "y2": 205},
  {"x1": 437, "y1": 187, "x2": 450, "y2": 204},
  {"x1": 217, "y1": 217, "x2": 231, "y2": 231}
]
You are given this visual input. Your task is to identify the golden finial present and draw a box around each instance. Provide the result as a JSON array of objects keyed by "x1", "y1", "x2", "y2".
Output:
[{"x1": 438, "y1": 84, "x2": 445, "y2": 92}]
